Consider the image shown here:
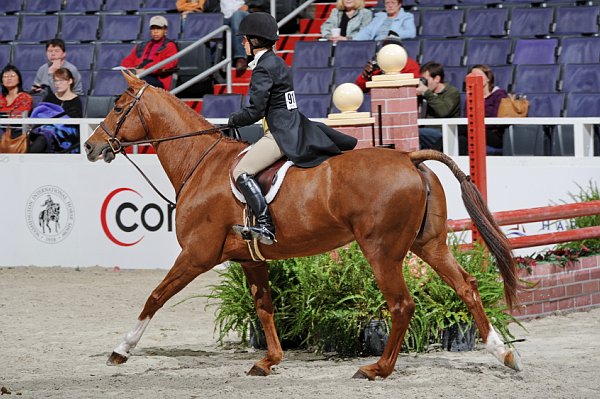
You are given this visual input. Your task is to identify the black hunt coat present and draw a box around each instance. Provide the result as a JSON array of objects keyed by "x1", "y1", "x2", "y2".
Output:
[{"x1": 228, "y1": 50, "x2": 357, "y2": 168}]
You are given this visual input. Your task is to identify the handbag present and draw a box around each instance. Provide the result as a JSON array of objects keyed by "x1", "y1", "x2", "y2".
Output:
[
  {"x1": 0, "y1": 127, "x2": 27, "y2": 153},
  {"x1": 497, "y1": 94, "x2": 529, "y2": 118}
]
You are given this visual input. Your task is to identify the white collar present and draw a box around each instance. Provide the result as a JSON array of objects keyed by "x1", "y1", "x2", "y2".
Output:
[{"x1": 248, "y1": 49, "x2": 268, "y2": 70}]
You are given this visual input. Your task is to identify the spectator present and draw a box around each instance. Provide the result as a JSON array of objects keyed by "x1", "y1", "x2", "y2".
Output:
[
  {"x1": 416, "y1": 61, "x2": 460, "y2": 151},
  {"x1": 176, "y1": 0, "x2": 220, "y2": 18},
  {"x1": 458, "y1": 64, "x2": 508, "y2": 155},
  {"x1": 320, "y1": 0, "x2": 373, "y2": 42},
  {"x1": 28, "y1": 68, "x2": 82, "y2": 153},
  {"x1": 355, "y1": 36, "x2": 420, "y2": 93},
  {"x1": 220, "y1": 0, "x2": 270, "y2": 71},
  {"x1": 0, "y1": 64, "x2": 33, "y2": 117},
  {"x1": 353, "y1": 0, "x2": 415, "y2": 41},
  {"x1": 121, "y1": 16, "x2": 179, "y2": 90},
  {"x1": 32, "y1": 39, "x2": 83, "y2": 96}
]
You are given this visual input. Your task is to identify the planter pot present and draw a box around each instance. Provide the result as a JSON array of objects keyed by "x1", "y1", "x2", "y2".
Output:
[
  {"x1": 363, "y1": 319, "x2": 389, "y2": 356},
  {"x1": 441, "y1": 322, "x2": 476, "y2": 352}
]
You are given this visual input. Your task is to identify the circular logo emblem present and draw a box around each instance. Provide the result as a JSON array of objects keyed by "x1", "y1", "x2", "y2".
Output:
[{"x1": 25, "y1": 185, "x2": 75, "y2": 244}]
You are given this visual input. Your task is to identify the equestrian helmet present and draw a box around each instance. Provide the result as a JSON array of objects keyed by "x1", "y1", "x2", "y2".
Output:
[{"x1": 238, "y1": 12, "x2": 279, "y2": 41}]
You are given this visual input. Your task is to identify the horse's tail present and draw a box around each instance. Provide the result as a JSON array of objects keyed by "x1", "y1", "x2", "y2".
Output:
[{"x1": 409, "y1": 150, "x2": 519, "y2": 310}]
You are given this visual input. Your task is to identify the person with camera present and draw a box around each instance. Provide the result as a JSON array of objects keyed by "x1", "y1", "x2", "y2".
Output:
[
  {"x1": 354, "y1": 37, "x2": 420, "y2": 93},
  {"x1": 416, "y1": 61, "x2": 460, "y2": 151}
]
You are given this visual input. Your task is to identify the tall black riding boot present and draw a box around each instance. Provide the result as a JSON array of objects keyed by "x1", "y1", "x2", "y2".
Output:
[{"x1": 234, "y1": 173, "x2": 276, "y2": 245}]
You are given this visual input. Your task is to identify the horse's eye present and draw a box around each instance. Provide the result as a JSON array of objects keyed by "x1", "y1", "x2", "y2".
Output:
[{"x1": 114, "y1": 107, "x2": 123, "y2": 113}]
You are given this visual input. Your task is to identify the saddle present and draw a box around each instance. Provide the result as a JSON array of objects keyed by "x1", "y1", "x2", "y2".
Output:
[{"x1": 229, "y1": 148, "x2": 294, "y2": 204}]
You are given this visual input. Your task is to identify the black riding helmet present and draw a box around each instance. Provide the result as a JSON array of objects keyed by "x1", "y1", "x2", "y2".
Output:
[{"x1": 238, "y1": 12, "x2": 279, "y2": 41}]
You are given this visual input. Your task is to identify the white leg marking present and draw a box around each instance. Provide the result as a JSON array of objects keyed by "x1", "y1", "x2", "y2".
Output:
[
  {"x1": 113, "y1": 318, "x2": 151, "y2": 357},
  {"x1": 485, "y1": 324, "x2": 506, "y2": 363}
]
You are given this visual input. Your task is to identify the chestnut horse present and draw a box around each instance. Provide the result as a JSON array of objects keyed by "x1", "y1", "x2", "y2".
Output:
[{"x1": 84, "y1": 73, "x2": 522, "y2": 380}]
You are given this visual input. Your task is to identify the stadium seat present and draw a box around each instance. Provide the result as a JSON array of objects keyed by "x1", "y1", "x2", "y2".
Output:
[
  {"x1": 550, "y1": 125, "x2": 574, "y2": 156},
  {"x1": 79, "y1": 70, "x2": 92, "y2": 96},
  {"x1": 526, "y1": 93, "x2": 565, "y2": 117},
  {"x1": 512, "y1": 38, "x2": 557, "y2": 65},
  {"x1": 99, "y1": 14, "x2": 142, "y2": 42},
  {"x1": 293, "y1": 41, "x2": 332, "y2": 68},
  {"x1": 558, "y1": 37, "x2": 600, "y2": 64},
  {"x1": 464, "y1": 8, "x2": 508, "y2": 37},
  {"x1": 503, "y1": 0, "x2": 544, "y2": 3},
  {"x1": 465, "y1": 38, "x2": 511, "y2": 66},
  {"x1": 94, "y1": 42, "x2": 134, "y2": 70},
  {"x1": 421, "y1": 39, "x2": 464, "y2": 66},
  {"x1": 333, "y1": 41, "x2": 376, "y2": 68},
  {"x1": 0, "y1": 45, "x2": 11, "y2": 67},
  {"x1": 401, "y1": 39, "x2": 419, "y2": 60},
  {"x1": 293, "y1": 68, "x2": 333, "y2": 94},
  {"x1": 201, "y1": 94, "x2": 243, "y2": 118},
  {"x1": 295, "y1": 94, "x2": 331, "y2": 118},
  {"x1": 85, "y1": 96, "x2": 116, "y2": 118},
  {"x1": 103, "y1": 0, "x2": 141, "y2": 12},
  {"x1": 18, "y1": 14, "x2": 59, "y2": 42},
  {"x1": 420, "y1": 10, "x2": 464, "y2": 38},
  {"x1": 181, "y1": 13, "x2": 224, "y2": 40},
  {"x1": 565, "y1": 93, "x2": 600, "y2": 117},
  {"x1": 509, "y1": 7, "x2": 554, "y2": 37},
  {"x1": 60, "y1": 14, "x2": 100, "y2": 42},
  {"x1": 140, "y1": 13, "x2": 181, "y2": 40},
  {"x1": 141, "y1": 0, "x2": 178, "y2": 11},
  {"x1": 175, "y1": 40, "x2": 213, "y2": 82},
  {"x1": 0, "y1": 16, "x2": 18, "y2": 42},
  {"x1": 67, "y1": 43, "x2": 95, "y2": 71},
  {"x1": 512, "y1": 64, "x2": 560, "y2": 93},
  {"x1": 92, "y1": 70, "x2": 129, "y2": 96},
  {"x1": 334, "y1": 67, "x2": 362, "y2": 86},
  {"x1": 417, "y1": 0, "x2": 457, "y2": 6},
  {"x1": 444, "y1": 66, "x2": 467, "y2": 92},
  {"x1": 63, "y1": 0, "x2": 103, "y2": 13},
  {"x1": 503, "y1": 125, "x2": 548, "y2": 156},
  {"x1": 11, "y1": 43, "x2": 46, "y2": 70},
  {"x1": 562, "y1": 64, "x2": 600, "y2": 93},
  {"x1": 553, "y1": 6, "x2": 600, "y2": 35},
  {"x1": 24, "y1": 0, "x2": 61, "y2": 13},
  {"x1": 0, "y1": 0, "x2": 22, "y2": 14},
  {"x1": 489, "y1": 65, "x2": 513, "y2": 92},
  {"x1": 20, "y1": 70, "x2": 36, "y2": 91}
]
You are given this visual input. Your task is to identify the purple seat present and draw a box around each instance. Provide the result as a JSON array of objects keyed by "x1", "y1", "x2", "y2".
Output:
[
  {"x1": 94, "y1": 42, "x2": 133, "y2": 70},
  {"x1": 558, "y1": 37, "x2": 600, "y2": 64},
  {"x1": 181, "y1": 13, "x2": 224, "y2": 40},
  {"x1": 201, "y1": 94, "x2": 243, "y2": 119},
  {"x1": 19, "y1": 70, "x2": 36, "y2": 91},
  {"x1": 334, "y1": 67, "x2": 362, "y2": 86},
  {"x1": 79, "y1": 70, "x2": 92, "y2": 96},
  {"x1": 562, "y1": 64, "x2": 600, "y2": 93},
  {"x1": 92, "y1": 70, "x2": 129, "y2": 96},
  {"x1": 420, "y1": 10, "x2": 464, "y2": 38},
  {"x1": 0, "y1": 0, "x2": 22, "y2": 14},
  {"x1": 63, "y1": 0, "x2": 103, "y2": 13},
  {"x1": 464, "y1": 8, "x2": 508, "y2": 37},
  {"x1": 509, "y1": 8, "x2": 554, "y2": 37},
  {"x1": 293, "y1": 41, "x2": 332, "y2": 68},
  {"x1": 0, "y1": 45, "x2": 11, "y2": 67},
  {"x1": 293, "y1": 68, "x2": 333, "y2": 94},
  {"x1": 18, "y1": 14, "x2": 59, "y2": 42},
  {"x1": 422, "y1": 39, "x2": 464, "y2": 66},
  {"x1": 444, "y1": 66, "x2": 467, "y2": 92},
  {"x1": 140, "y1": 13, "x2": 181, "y2": 40},
  {"x1": 489, "y1": 65, "x2": 513, "y2": 92},
  {"x1": 333, "y1": 40, "x2": 376, "y2": 68},
  {"x1": 295, "y1": 94, "x2": 331, "y2": 118},
  {"x1": 512, "y1": 39, "x2": 557, "y2": 65},
  {"x1": 566, "y1": 93, "x2": 600, "y2": 117},
  {"x1": 513, "y1": 64, "x2": 560, "y2": 93},
  {"x1": 85, "y1": 96, "x2": 116, "y2": 118},
  {"x1": 60, "y1": 14, "x2": 99, "y2": 42},
  {"x1": 417, "y1": 0, "x2": 457, "y2": 6},
  {"x1": 0, "y1": 16, "x2": 18, "y2": 42},
  {"x1": 67, "y1": 43, "x2": 95, "y2": 71},
  {"x1": 100, "y1": 14, "x2": 142, "y2": 42},
  {"x1": 11, "y1": 43, "x2": 46, "y2": 70},
  {"x1": 465, "y1": 38, "x2": 511, "y2": 66},
  {"x1": 103, "y1": 0, "x2": 141, "y2": 12},
  {"x1": 401, "y1": 40, "x2": 419, "y2": 60},
  {"x1": 24, "y1": 0, "x2": 61, "y2": 12},
  {"x1": 527, "y1": 93, "x2": 565, "y2": 117},
  {"x1": 553, "y1": 6, "x2": 600, "y2": 35},
  {"x1": 140, "y1": 0, "x2": 177, "y2": 11},
  {"x1": 503, "y1": 125, "x2": 548, "y2": 156}
]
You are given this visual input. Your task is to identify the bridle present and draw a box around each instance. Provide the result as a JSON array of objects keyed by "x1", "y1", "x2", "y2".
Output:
[{"x1": 97, "y1": 83, "x2": 231, "y2": 207}]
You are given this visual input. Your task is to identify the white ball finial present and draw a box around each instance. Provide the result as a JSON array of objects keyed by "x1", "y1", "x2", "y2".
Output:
[
  {"x1": 376, "y1": 44, "x2": 407, "y2": 74},
  {"x1": 332, "y1": 83, "x2": 364, "y2": 113}
]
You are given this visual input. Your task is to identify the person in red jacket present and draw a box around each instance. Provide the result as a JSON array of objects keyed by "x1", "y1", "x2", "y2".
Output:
[
  {"x1": 121, "y1": 16, "x2": 179, "y2": 89},
  {"x1": 354, "y1": 36, "x2": 420, "y2": 93}
]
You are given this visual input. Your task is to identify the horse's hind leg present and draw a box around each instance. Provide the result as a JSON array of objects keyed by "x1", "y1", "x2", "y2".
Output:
[
  {"x1": 240, "y1": 261, "x2": 283, "y2": 376},
  {"x1": 107, "y1": 251, "x2": 211, "y2": 365}
]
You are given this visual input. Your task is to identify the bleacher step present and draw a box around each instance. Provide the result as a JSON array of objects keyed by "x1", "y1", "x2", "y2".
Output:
[
  {"x1": 213, "y1": 83, "x2": 249, "y2": 96},
  {"x1": 277, "y1": 33, "x2": 320, "y2": 51},
  {"x1": 299, "y1": 18, "x2": 326, "y2": 34}
]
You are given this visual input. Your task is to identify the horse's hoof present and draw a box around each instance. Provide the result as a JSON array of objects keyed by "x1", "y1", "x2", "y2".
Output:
[
  {"x1": 107, "y1": 351, "x2": 128, "y2": 366},
  {"x1": 352, "y1": 369, "x2": 374, "y2": 381},
  {"x1": 504, "y1": 349, "x2": 523, "y2": 372},
  {"x1": 246, "y1": 365, "x2": 269, "y2": 376}
]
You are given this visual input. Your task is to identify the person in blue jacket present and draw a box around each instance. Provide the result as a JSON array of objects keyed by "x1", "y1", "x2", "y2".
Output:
[{"x1": 353, "y1": 0, "x2": 416, "y2": 41}]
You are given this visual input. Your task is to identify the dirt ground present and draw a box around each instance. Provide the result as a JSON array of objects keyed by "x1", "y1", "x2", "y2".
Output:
[{"x1": 1, "y1": 266, "x2": 599, "y2": 398}]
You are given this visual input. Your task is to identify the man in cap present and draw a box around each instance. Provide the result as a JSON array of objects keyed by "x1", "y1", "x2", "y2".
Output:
[{"x1": 121, "y1": 16, "x2": 179, "y2": 89}]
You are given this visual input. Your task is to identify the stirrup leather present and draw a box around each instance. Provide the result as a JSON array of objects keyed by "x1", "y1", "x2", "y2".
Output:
[{"x1": 233, "y1": 207, "x2": 274, "y2": 261}]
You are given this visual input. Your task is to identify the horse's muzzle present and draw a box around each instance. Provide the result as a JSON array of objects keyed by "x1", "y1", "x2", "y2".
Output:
[{"x1": 84, "y1": 141, "x2": 116, "y2": 163}]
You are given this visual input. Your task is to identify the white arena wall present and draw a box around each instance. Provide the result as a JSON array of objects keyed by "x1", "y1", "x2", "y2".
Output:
[{"x1": 0, "y1": 118, "x2": 598, "y2": 269}]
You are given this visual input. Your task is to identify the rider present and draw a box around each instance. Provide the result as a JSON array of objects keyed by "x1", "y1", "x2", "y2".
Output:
[{"x1": 228, "y1": 12, "x2": 357, "y2": 245}]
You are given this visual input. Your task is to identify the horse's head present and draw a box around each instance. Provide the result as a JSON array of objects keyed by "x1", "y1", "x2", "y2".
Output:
[{"x1": 85, "y1": 71, "x2": 151, "y2": 163}]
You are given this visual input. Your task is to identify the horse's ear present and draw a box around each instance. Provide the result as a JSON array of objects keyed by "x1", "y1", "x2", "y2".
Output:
[{"x1": 120, "y1": 69, "x2": 145, "y2": 90}]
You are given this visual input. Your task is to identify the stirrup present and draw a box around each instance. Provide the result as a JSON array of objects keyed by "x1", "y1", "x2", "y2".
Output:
[
  {"x1": 248, "y1": 227, "x2": 276, "y2": 245},
  {"x1": 233, "y1": 224, "x2": 253, "y2": 241}
]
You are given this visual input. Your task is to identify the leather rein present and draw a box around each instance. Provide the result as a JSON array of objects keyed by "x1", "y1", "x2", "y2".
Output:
[{"x1": 98, "y1": 84, "x2": 229, "y2": 207}]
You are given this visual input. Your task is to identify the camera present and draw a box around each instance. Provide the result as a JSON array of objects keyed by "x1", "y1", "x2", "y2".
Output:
[{"x1": 419, "y1": 77, "x2": 428, "y2": 86}]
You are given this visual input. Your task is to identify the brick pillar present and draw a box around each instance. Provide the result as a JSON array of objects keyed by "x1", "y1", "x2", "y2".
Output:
[
  {"x1": 370, "y1": 86, "x2": 419, "y2": 151},
  {"x1": 325, "y1": 123, "x2": 374, "y2": 149}
]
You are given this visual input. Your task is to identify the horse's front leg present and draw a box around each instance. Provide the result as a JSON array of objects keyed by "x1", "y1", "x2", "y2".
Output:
[
  {"x1": 107, "y1": 250, "x2": 213, "y2": 365},
  {"x1": 240, "y1": 261, "x2": 283, "y2": 376}
]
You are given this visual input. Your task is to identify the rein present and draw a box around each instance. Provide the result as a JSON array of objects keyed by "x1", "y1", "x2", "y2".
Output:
[{"x1": 99, "y1": 83, "x2": 230, "y2": 207}]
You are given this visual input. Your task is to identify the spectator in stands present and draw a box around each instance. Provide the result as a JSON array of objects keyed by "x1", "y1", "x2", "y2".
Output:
[
  {"x1": 458, "y1": 64, "x2": 508, "y2": 155},
  {"x1": 29, "y1": 68, "x2": 82, "y2": 153},
  {"x1": 0, "y1": 64, "x2": 33, "y2": 117},
  {"x1": 121, "y1": 16, "x2": 179, "y2": 90},
  {"x1": 355, "y1": 36, "x2": 420, "y2": 93},
  {"x1": 221, "y1": 0, "x2": 270, "y2": 71},
  {"x1": 228, "y1": 13, "x2": 357, "y2": 245},
  {"x1": 32, "y1": 39, "x2": 83, "y2": 96},
  {"x1": 353, "y1": 0, "x2": 415, "y2": 41},
  {"x1": 176, "y1": 0, "x2": 220, "y2": 18},
  {"x1": 320, "y1": 0, "x2": 373, "y2": 42},
  {"x1": 416, "y1": 61, "x2": 460, "y2": 151}
]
